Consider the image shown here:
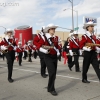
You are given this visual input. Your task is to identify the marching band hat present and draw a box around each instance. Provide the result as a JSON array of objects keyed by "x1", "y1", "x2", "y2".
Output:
[
  {"x1": 28, "y1": 40, "x2": 31, "y2": 43},
  {"x1": 41, "y1": 26, "x2": 46, "y2": 33},
  {"x1": 73, "y1": 31, "x2": 78, "y2": 35},
  {"x1": 4, "y1": 29, "x2": 14, "y2": 34},
  {"x1": 18, "y1": 42, "x2": 22, "y2": 45},
  {"x1": 83, "y1": 21, "x2": 96, "y2": 29},
  {"x1": 44, "y1": 23, "x2": 58, "y2": 33},
  {"x1": 69, "y1": 33, "x2": 73, "y2": 37},
  {"x1": 41, "y1": 26, "x2": 45, "y2": 30}
]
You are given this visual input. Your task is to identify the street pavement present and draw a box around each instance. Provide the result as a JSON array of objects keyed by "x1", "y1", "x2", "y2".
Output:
[{"x1": 0, "y1": 56, "x2": 100, "y2": 100}]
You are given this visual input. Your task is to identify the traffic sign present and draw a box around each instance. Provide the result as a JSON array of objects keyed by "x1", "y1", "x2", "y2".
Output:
[{"x1": 74, "y1": 27, "x2": 79, "y2": 31}]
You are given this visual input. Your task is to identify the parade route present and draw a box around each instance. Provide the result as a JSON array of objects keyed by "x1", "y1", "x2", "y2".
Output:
[
  {"x1": 0, "y1": 57, "x2": 100, "y2": 100},
  {"x1": 1, "y1": 66, "x2": 99, "y2": 83}
]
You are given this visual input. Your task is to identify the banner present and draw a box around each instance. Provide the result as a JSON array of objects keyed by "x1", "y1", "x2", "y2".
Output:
[{"x1": 83, "y1": 16, "x2": 97, "y2": 24}]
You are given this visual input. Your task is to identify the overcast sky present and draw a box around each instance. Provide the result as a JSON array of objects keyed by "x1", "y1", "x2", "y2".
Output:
[{"x1": 0, "y1": 0, "x2": 100, "y2": 35}]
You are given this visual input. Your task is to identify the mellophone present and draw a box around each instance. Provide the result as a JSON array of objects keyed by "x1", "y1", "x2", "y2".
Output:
[
  {"x1": 1, "y1": 49, "x2": 8, "y2": 53},
  {"x1": 85, "y1": 43, "x2": 100, "y2": 48},
  {"x1": 1, "y1": 44, "x2": 12, "y2": 53},
  {"x1": 42, "y1": 45, "x2": 54, "y2": 49},
  {"x1": 42, "y1": 45, "x2": 78, "y2": 56}
]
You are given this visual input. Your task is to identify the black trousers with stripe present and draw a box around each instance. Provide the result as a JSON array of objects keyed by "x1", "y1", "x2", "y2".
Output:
[
  {"x1": 44, "y1": 54, "x2": 57, "y2": 92},
  {"x1": 23, "y1": 51, "x2": 27, "y2": 59},
  {"x1": 28, "y1": 50, "x2": 32, "y2": 62},
  {"x1": 38, "y1": 51, "x2": 46, "y2": 76},
  {"x1": 18, "y1": 52, "x2": 22, "y2": 65},
  {"x1": 5, "y1": 50, "x2": 15, "y2": 79},
  {"x1": 82, "y1": 50, "x2": 100, "y2": 81},
  {"x1": 69, "y1": 48, "x2": 80, "y2": 71}
]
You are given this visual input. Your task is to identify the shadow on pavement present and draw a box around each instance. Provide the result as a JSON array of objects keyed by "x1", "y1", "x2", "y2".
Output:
[
  {"x1": 57, "y1": 80, "x2": 79, "y2": 93},
  {"x1": 14, "y1": 73, "x2": 37, "y2": 81}
]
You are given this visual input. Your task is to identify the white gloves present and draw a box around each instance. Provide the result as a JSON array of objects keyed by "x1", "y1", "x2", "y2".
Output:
[
  {"x1": 39, "y1": 48, "x2": 49, "y2": 54},
  {"x1": 69, "y1": 50, "x2": 73, "y2": 56},
  {"x1": 96, "y1": 47, "x2": 100, "y2": 53},
  {"x1": 32, "y1": 50, "x2": 35, "y2": 53},
  {"x1": 1, "y1": 46, "x2": 8, "y2": 50},
  {"x1": 22, "y1": 52, "x2": 24, "y2": 57},
  {"x1": 15, "y1": 52, "x2": 18, "y2": 57},
  {"x1": 79, "y1": 49, "x2": 82, "y2": 55},
  {"x1": 57, "y1": 51, "x2": 60, "y2": 57},
  {"x1": 26, "y1": 50, "x2": 28, "y2": 52},
  {"x1": 56, "y1": 49, "x2": 60, "y2": 57},
  {"x1": 83, "y1": 46, "x2": 91, "y2": 51}
]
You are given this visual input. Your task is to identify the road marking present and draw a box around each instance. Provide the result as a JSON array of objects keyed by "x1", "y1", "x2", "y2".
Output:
[
  {"x1": 0, "y1": 66, "x2": 99, "y2": 83},
  {"x1": 87, "y1": 95, "x2": 100, "y2": 100}
]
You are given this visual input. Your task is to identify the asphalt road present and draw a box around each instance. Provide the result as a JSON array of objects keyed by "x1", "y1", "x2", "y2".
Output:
[{"x1": 0, "y1": 57, "x2": 100, "y2": 100}]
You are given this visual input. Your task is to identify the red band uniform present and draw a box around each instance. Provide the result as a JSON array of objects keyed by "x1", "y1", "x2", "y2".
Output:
[
  {"x1": 27, "y1": 41, "x2": 35, "y2": 62},
  {"x1": 96, "y1": 35, "x2": 100, "y2": 66},
  {"x1": 69, "y1": 31, "x2": 81, "y2": 72},
  {"x1": 38, "y1": 24, "x2": 61, "y2": 96},
  {"x1": 15, "y1": 42, "x2": 24, "y2": 66},
  {"x1": 63, "y1": 34, "x2": 73, "y2": 70},
  {"x1": 0, "y1": 29, "x2": 17, "y2": 83},
  {"x1": 80, "y1": 21, "x2": 100, "y2": 83},
  {"x1": 23, "y1": 43, "x2": 28, "y2": 60},
  {"x1": 33, "y1": 28, "x2": 47, "y2": 78}
]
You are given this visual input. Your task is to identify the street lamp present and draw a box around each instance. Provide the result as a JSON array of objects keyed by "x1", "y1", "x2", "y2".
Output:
[
  {"x1": 68, "y1": 0, "x2": 74, "y2": 30},
  {"x1": 0, "y1": 26, "x2": 6, "y2": 32},
  {"x1": 63, "y1": 8, "x2": 78, "y2": 31},
  {"x1": 58, "y1": 26, "x2": 72, "y2": 30}
]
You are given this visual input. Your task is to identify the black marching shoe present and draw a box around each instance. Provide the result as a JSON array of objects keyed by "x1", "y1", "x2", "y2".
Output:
[
  {"x1": 19, "y1": 64, "x2": 22, "y2": 66},
  {"x1": 68, "y1": 64, "x2": 72, "y2": 71},
  {"x1": 49, "y1": 91, "x2": 58, "y2": 96},
  {"x1": 76, "y1": 70, "x2": 81, "y2": 72},
  {"x1": 8, "y1": 78, "x2": 14, "y2": 83},
  {"x1": 42, "y1": 74, "x2": 48, "y2": 78},
  {"x1": 45, "y1": 74, "x2": 48, "y2": 76},
  {"x1": 82, "y1": 79, "x2": 90, "y2": 83},
  {"x1": 68, "y1": 62, "x2": 74, "y2": 71}
]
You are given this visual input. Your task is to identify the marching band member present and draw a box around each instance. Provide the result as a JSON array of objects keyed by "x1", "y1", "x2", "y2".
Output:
[
  {"x1": 32, "y1": 44, "x2": 38, "y2": 59},
  {"x1": 15, "y1": 42, "x2": 24, "y2": 66},
  {"x1": 96, "y1": 33, "x2": 100, "y2": 67},
  {"x1": 38, "y1": 24, "x2": 61, "y2": 96},
  {"x1": 63, "y1": 33, "x2": 74, "y2": 70},
  {"x1": 0, "y1": 29, "x2": 17, "y2": 83},
  {"x1": 33, "y1": 26, "x2": 48, "y2": 78},
  {"x1": 69, "y1": 31, "x2": 81, "y2": 72},
  {"x1": 80, "y1": 21, "x2": 100, "y2": 83},
  {"x1": 57, "y1": 37, "x2": 62, "y2": 61},
  {"x1": 27, "y1": 40, "x2": 34, "y2": 62},
  {"x1": 23, "y1": 42, "x2": 28, "y2": 60}
]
